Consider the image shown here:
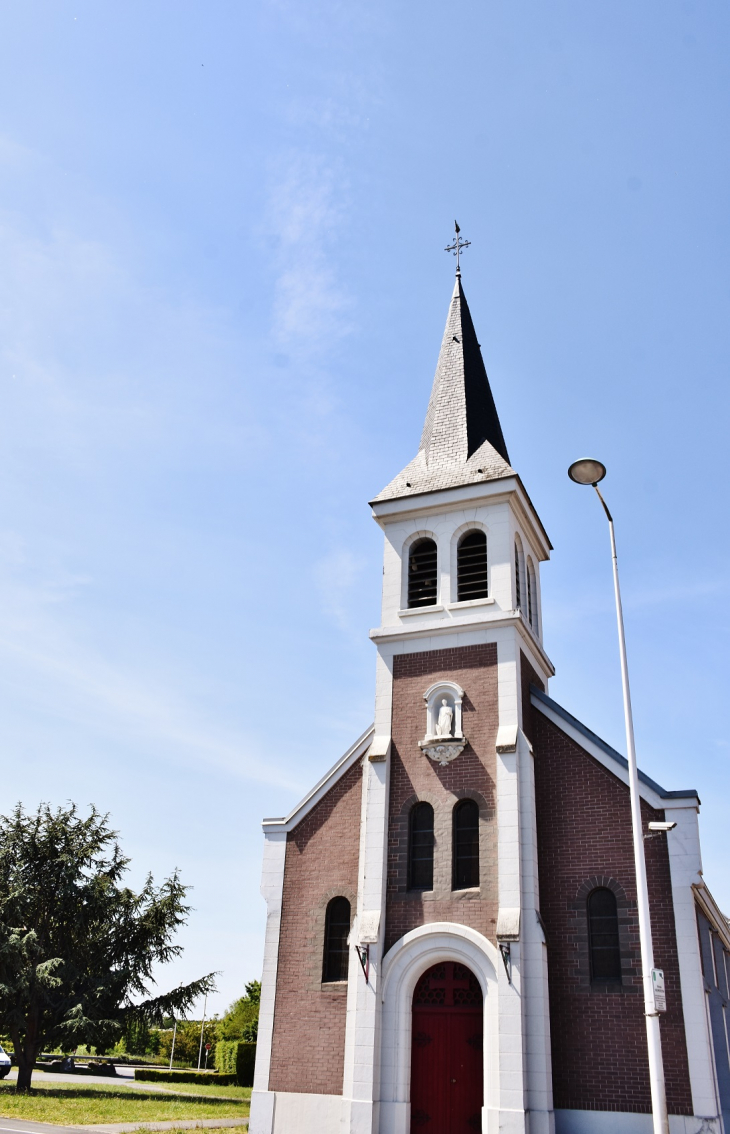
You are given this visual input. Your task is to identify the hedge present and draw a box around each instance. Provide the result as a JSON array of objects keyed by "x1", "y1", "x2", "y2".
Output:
[
  {"x1": 214, "y1": 1040, "x2": 256, "y2": 1087},
  {"x1": 135, "y1": 1068, "x2": 238, "y2": 1086}
]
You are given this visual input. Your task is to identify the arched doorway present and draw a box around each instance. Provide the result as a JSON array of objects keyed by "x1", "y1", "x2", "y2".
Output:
[{"x1": 410, "y1": 960, "x2": 483, "y2": 1132}]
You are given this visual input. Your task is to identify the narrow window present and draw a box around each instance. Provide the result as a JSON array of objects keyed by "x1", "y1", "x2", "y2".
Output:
[
  {"x1": 453, "y1": 799, "x2": 480, "y2": 890},
  {"x1": 588, "y1": 888, "x2": 621, "y2": 982},
  {"x1": 322, "y1": 897, "x2": 351, "y2": 982},
  {"x1": 526, "y1": 557, "x2": 539, "y2": 633},
  {"x1": 711, "y1": 933, "x2": 720, "y2": 988},
  {"x1": 457, "y1": 530, "x2": 488, "y2": 601},
  {"x1": 514, "y1": 541, "x2": 522, "y2": 609},
  {"x1": 409, "y1": 802, "x2": 434, "y2": 890},
  {"x1": 408, "y1": 538, "x2": 438, "y2": 608}
]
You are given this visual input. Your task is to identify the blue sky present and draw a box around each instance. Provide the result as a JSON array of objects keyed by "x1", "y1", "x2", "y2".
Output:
[{"x1": 1, "y1": 1, "x2": 728, "y2": 1015}]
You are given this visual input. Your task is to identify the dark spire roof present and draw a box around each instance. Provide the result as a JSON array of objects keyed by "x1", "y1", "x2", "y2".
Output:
[{"x1": 374, "y1": 276, "x2": 514, "y2": 502}]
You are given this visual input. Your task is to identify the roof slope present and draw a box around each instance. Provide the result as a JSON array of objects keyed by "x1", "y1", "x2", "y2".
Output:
[
  {"x1": 374, "y1": 276, "x2": 514, "y2": 502},
  {"x1": 531, "y1": 686, "x2": 699, "y2": 801}
]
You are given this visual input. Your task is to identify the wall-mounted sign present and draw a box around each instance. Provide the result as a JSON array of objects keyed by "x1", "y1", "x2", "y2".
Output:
[{"x1": 652, "y1": 968, "x2": 666, "y2": 1013}]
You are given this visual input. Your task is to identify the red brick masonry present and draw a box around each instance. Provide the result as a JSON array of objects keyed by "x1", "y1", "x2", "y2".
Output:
[
  {"x1": 386, "y1": 644, "x2": 500, "y2": 954},
  {"x1": 532, "y1": 707, "x2": 693, "y2": 1115},
  {"x1": 268, "y1": 758, "x2": 363, "y2": 1096}
]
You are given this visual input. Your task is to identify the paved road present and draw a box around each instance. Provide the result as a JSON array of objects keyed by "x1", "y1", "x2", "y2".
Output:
[
  {"x1": 2, "y1": 1070, "x2": 234, "y2": 1096},
  {"x1": 0, "y1": 1119, "x2": 247, "y2": 1134}
]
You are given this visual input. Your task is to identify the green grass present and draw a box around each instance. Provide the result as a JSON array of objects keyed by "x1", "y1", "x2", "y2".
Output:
[
  {"x1": 140, "y1": 1082, "x2": 251, "y2": 1101},
  {"x1": 0, "y1": 1080, "x2": 250, "y2": 1125}
]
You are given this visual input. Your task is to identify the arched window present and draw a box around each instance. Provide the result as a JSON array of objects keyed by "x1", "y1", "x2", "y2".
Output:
[
  {"x1": 322, "y1": 896, "x2": 351, "y2": 982},
  {"x1": 409, "y1": 802, "x2": 434, "y2": 891},
  {"x1": 457, "y1": 530, "x2": 488, "y2": 602},
  {"x1": 526, "y1": 557, "x2": 537, "y2": 631},
  {"x1": 514, "y1": 537, "x2": 524, "y2": 611},
  {"x1": 453, "y1": 799, "x2": 480, "y2": 890},
  {"x1": 408, "y1": 538, "x2": 438, "y2": 608},
  {"x1": 588, "y1": 888, "x2": 621, "y2": 982}
]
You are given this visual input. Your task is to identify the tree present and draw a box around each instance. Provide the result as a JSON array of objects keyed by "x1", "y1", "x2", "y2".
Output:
[
  {"x1": 0, "y1": 803, "x2": 217, "y2": 1090},
  {"x1": 157, "y1": 1017, "x2": 218, "y2": 1066},
  {"x1": 218, "y1": 981, "x2": 260, "y2": 1043}
]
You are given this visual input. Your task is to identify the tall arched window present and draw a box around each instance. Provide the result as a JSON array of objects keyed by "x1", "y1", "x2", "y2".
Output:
[
  {"x1": 588, "y1": 888, "x2": 621, "y2": 982},
  {"x1": 526, "y1": 557, "x2": 537, "y2": 631},
  {"x1": 457, "y1": 530, "x2": 488, "y2": 602},
  {"x1": 408, "y1": 538, "x2": 438, "y2": 608},
  {"x1": 322, "y1": 896, "x2": 351, "y2": 982},
  {"x1": 514, "y1": 537, "x2": 524, "y2": 611},
  {"x1": 453, "y1": 799, "x2": 480, "y2": 890},
  {"x1": 409, "y1": 802, "x2": 434, "y2": 891}
]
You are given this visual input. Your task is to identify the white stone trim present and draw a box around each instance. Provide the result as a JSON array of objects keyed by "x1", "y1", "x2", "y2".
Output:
[
  {"x1": 370, "y1": 609, "x2": 556, "y2": 677},
  {"x1": 262, "y1": 726, "x2": 374, "y2": 834},
  {"x1": 370, "y1": 474, "x2": 552, "y2": 561},
  {"x1": 270, "y1": 1091, "x2": 345, "y2": 1134},
  {"x1": 447, "y1": 596, "x2": 496, "y2": 610},
  {"x1": 249, "y1": 830, "x2": 287, "y2": 1134},
  {"x1": 378, "y1": 923, "x2": 501, "y2": 1134},
  {"x1": 516, "y1": 727, "x2": 554, "y2": 1132},
  {"x1": 342, "y1": 740, "x2": 390, "y2": 1130},
  {"x1": 664, "y1": 807, "x2": 723, "y2": 1123}
]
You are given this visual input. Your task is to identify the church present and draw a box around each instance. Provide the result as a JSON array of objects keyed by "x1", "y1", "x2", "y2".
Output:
[{"x1": 248, "y1": 256, "x2": 730, "y2": 1134}]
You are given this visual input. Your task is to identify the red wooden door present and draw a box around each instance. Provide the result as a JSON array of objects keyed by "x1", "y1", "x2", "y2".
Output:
[{"x1": 411, "y1": 962, "x2": 483, "y2": 1133}]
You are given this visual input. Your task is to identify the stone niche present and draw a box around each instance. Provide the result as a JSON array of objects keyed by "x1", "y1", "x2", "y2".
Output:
[{"x1": 418, "y1": 680, "x2": 467, "y2": 766}]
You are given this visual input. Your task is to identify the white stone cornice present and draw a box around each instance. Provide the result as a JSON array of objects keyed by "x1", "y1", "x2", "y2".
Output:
[
  {"x1": 369, "y1": 609, "x2": 556, "y2": 676},
  {"x1": 262, "y1": 725, "x2": 374, "y2": 834},
  {"x1": 370, "y1": 474, "x2": 552, "y2": 561}
]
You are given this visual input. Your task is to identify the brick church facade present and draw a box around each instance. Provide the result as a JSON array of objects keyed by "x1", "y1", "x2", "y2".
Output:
[{"x1": 249, "y1": 269, "x2": 730, "y2": 1134}]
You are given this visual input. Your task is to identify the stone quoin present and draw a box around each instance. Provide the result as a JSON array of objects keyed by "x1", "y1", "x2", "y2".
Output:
[{"x1": 248, "y1": 262, "x2": 729, "y2": 1134}]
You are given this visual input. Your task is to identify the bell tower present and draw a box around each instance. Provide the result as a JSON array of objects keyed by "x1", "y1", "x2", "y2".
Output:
[{"x1": 342, "y1": 247, "x2": 556, "y2": 1134}]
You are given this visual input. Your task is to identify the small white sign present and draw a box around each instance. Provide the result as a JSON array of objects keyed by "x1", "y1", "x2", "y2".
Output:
[{"x1": 652, "y1": 968, "x2": 666, "y2": 1012}]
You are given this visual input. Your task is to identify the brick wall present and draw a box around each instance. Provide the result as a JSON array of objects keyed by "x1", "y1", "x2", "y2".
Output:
[
  {"x1": 268, "y1": 758, "x2": 363, "y2": 1095},
  {"x1": 532, "y1": 708, "x2": 693, "y2": 1115},
  {"x1": 385, "y1": 644, "x2": 499, "y2": 954}
]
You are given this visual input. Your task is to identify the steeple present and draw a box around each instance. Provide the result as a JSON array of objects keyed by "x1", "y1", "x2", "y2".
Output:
[{"x1": 374, "y1": 272, "x2": 514, "y2": 502}]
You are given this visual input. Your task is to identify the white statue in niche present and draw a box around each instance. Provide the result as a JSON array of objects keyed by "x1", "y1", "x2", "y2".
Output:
[
  {"x1": 419, "y1": 681, "x2": 466, "y2": 766},
  {"x1": 435, "y1": 699, "x2": 454, "y2": 738}
]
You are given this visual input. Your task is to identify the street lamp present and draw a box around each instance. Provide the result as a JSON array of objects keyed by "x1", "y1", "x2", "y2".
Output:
[{"x1": 568, "y1": 458, "x2": 670, "y2": 1134}]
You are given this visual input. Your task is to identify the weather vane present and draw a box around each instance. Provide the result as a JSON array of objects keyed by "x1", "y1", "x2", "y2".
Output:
[{"x1": 445, "y1": 221, "x2": 471, "y2": 275}]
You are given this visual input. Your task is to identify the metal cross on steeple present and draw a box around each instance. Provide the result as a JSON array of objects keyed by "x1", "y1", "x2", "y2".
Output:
[{"x1": 444, "y1": 220, "x2": 471, "y2": 275}]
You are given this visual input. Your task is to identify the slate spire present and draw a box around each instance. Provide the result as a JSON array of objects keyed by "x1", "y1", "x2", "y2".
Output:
[{"x1": 374, "y1": 275, "x2": 514, "y2": 502}]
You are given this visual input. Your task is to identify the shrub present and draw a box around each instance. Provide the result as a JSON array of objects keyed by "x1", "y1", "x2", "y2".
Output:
[
  {"x1": 135, "y1": 1068, "x2": 237, "y2": 1086},
  {"x1": 214, "y1": 1040, "x2": 256, "y2": 1087}
]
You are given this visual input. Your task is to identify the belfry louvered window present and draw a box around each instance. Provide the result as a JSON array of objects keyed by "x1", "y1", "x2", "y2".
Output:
[
  {"x1": 588, "y1": 888, "x2": 621, "y2": 982},
  {"x1": 322, "y1": 897, "x2": 351, "y2": 982},
  {"x1": 514, "y1": 542, "x2": 522, "y2": 609},
  {"x1": 527, "y1": 558, "x2": 538, "y2": 632},
  {"x1": 408, "y1": 538, "x2": 438, "y2": 608},
  {"x1": 457, "y1": 531, "x2": 488, "y2": 601},
  {"x1": 453, "y1": 799, "x2": 480, "y2": 890},
  {"x1": 409, "y1": 802, "x2": 434, "y2": 891}
]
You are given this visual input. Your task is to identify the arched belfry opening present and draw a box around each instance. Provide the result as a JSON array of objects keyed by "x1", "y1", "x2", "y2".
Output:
[
  {"x1": 457, "y1": 530, "x2": 488, "y2": 601},
  {"x1": 408, "y1": 538, "x2": 438, "y2": 607},
  {"x1": 410, "y1": 961, "x2": 483, "y2": 1131}
]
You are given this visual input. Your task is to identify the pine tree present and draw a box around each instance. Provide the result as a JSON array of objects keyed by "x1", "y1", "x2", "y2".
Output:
[{"x1": 0, "y1": 803, "x2": 216, "y2": 1091}]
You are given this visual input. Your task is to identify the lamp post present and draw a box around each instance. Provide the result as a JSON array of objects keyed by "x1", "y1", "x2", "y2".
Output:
[{"x1": 568, "y1": 458, "x2": 669, "y2": 1134}]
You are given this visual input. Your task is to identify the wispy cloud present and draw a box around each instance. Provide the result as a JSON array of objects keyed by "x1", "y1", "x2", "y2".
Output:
[
  {"x1": 0, "y1": 551, "x2": 303, "y2": 793},
  {"x1": 267, "y1": 153, "x2": 353, "y2": 353}
]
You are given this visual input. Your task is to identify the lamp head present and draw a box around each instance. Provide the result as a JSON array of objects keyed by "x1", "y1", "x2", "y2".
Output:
[{"x1": 568, "y1": 458, "x2": 607, "y2": 486}]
